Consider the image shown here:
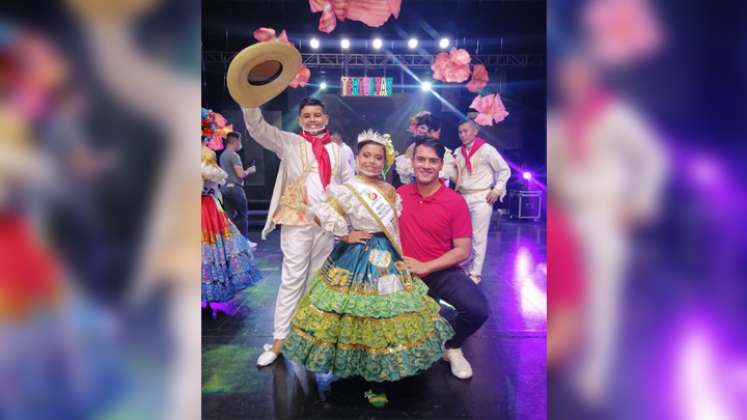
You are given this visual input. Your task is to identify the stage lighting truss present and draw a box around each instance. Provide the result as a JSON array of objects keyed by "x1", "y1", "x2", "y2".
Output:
[{"x1": 204, "y1": 51, "x2": 545, "y2": 70}]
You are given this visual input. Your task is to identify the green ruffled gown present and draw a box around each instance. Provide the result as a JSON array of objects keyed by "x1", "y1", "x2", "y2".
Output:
[{"x1": 282, "y1": 183, "x2": 454, "y2": 382}]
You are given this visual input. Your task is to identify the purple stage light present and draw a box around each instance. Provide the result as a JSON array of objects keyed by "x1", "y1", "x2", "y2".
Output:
[
  {"x1": 522, "y1": 171, "x2": 532, "y2": 181},
  {"x1": 513, "y1": 246, "x2": 546, "y2": 320}
]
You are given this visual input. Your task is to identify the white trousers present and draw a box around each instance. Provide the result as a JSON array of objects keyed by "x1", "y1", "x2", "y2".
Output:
[
  {"x1": 463, "y1": 191, "x2": 495, "y2": 279},
  {"x1": 572, "y1": 213, "x2": 627, "y2": 403},
  {"x1": 273, "y1": 224, "x2": 334, "y2": 340}
]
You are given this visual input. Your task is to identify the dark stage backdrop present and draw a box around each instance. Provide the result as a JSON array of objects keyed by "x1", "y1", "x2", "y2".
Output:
[{"x1": 218, "y1": 91, "x2": 535, "y2": 205}]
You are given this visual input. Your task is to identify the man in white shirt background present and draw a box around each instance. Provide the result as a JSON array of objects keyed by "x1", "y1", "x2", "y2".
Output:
[
  {"x1": 453, "y1": 118, "x2": 511, "y2": 284},
  {"x1": 331, "y1": 132, "x2": 355, "y2": 174}
]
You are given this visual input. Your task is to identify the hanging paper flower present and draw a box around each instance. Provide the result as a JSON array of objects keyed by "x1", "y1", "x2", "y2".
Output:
[
  {"x1": 469, "y1": 94, "x2": 509, "y2": 126},
  {"x1": 277, "y1": 30, "x2": 293, "y2": 47},
  {"x1": 252, "y1": 27, "x2": 310, "y2": 89},
  {"x1": 252, "y1": 27, "x2": 276, "y2": 42},
  {"x1": 582, "y1": 0, "x2": 664, "y2": 66},
  {"x1": 309, "y1": 0, "x2": 401, "y2": 33},
  {"x1": 288, "y1": 64, "x2": 311, "y2": 88},
  {"x1": 201, "y1": 107, "x2": 234, "y2": 151},
  {"x1": 318, "y1": 2, "x2": 337, "y2": 33},
  {"x1": 466, "y1": 64, "x2": 489, "y2": 93},
  {"x1": 431, "y1": 48, "x2": 471, "y2": 83}
]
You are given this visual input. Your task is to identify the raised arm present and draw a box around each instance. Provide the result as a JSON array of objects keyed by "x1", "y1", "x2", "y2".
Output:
[
  {"x1": 242, "y1": 107, "x2": 295, "y2": 158},
  {"x1": 80, "y1": 22, "x2": 195, "y2": 119}
]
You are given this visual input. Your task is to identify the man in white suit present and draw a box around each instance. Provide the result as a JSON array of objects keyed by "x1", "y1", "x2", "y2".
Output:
[{"x1": 243, "y1": 97, "x2": 354, "y2": 366}]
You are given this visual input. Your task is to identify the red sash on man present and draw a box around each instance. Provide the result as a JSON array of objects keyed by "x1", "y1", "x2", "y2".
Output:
[
  {"x1": 565, "y1": 90, "x2": 610, "y2": 163},
  {"x1": 461, "y1": 137, "x2": 487, "y2": 174},
  {"x1": 299, "y1": 130, "x2": 332, "y2": 188}
]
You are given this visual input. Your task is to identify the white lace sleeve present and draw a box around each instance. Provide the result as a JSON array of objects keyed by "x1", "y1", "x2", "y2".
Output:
[
  {"x1": 201, "y1": 163, "x2": 227, "y2": 185},
  {"x1": 308, "y1": 184, "x2": 351, "y2": 237},
  {"x1": 395, "y1": 154, "x2": 413, "y2": 184}
]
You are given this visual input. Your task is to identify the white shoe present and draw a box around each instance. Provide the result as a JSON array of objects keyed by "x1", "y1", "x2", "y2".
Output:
[
  {"x1": 470, "y1": 275, "x2": 481, "y2": 284},
  {"x1": 248, "y1": 240, "x2": 258, "y2": 249},
  {"x1": 257, "y1": 343, "x2": 279, "y2": 367},
  {"x1": 439, "y1": 299, "x2": 456, "y2": 310},
  {"x1": 443, "y1": 348, "x2": 473, "y2": 379}
]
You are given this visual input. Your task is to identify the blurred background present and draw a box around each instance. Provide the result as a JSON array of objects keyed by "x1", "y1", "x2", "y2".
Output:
[
  {"x1": 547, "y1": 0, "x2": 747, "y2": 419},
  {"x1": 0, "y1": 0, "x2": 200, "y2": 419}
]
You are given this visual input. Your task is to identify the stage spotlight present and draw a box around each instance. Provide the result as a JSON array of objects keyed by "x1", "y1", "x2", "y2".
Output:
[
  {"x1": 372, "y1": 38, "x2": 383, "y2": 50},
  {"x1": 408, "y1": 37, "x2": 418, "y2": 49},
  {"x1": 439, "y1": 37, "x2": 450, "y2": 49},
  {"x1": 340, "y1": 38, "x2": 351, "y2": 49},
  {"x1": 522, "y1": 171, "x2": 533, "y2": 180},
  {"x1": 320, "y1": 81, "x2": 327, "y2": 90},
  {"x1": 309, "y1": 38, "x2": 320, "y2": 49},
  {"x1": 420, "y1": 81, "x2": 432, "y2": 92}
]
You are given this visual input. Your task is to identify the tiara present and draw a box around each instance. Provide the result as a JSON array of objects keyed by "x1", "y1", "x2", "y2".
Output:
[{"x1": 356, "y1": 129, "x2": 386, "y2": 146}]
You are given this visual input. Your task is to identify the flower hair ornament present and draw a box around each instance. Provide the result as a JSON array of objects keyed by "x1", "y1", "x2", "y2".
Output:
[
  {"x1": 201, "y1": 107, "x2": 234, "y2": 150},
  {"x1": 357, "y1": 129, "x2": 396, "y2": 174}
]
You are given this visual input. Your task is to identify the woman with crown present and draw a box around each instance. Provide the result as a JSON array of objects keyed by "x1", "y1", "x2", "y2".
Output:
[{"x1": 282, "y1": 129, "x2": 454, "y2": 408}]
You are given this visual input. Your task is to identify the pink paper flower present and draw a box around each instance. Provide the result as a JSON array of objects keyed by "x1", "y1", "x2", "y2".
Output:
[
  {"x1": 288, "y1": 64, "x2": 311, "y2": 88},
  {"x1": 253, "y1": 27, "x2": 276, "y2": 42},
  {"x1": 469, "y1": 94, "x2": 509, "y2": 126},
  {"x1": 309, "y1": 0, "x2": 400, "y2": 33},
  {"x1": 431, "y1": 48, "x2": 472, "y2": 83},
  {"x1": 277, "y1": 30, "x2": 293, "y2": 47},
  {"x1": 431, "y1": 52, "x2": 449, "y2": 81},
  {"x1": 318, "y1": 3, "x2": 337, "y2": 33},
  {"x1": 582, "y1": 0, "x2": 664, "y2": 66},
  {"x1": 252, "y1": 28, "x2": 310, "y2": 87},
  {"x1": 466, "y1": 64, "x2": 489, "y2": 93},
  {"x1": 309, "y1": 0, "x2": 327, "y2": 12}
]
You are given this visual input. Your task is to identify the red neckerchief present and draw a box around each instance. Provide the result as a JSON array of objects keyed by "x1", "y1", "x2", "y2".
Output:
[
  {"x1": 565, "y1": 90, "x2": 611, "y2": 163},
  {"x1": 299, "y1": 129, "x2": 332, "y2": 188},
  {"x1": 461, "y1": 137, "x2": 487, "y2": 174}
]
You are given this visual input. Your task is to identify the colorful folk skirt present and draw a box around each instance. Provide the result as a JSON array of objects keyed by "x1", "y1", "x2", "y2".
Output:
[
  {"x1": 283, "y1": 233, "x2": 454, "y2": 382},
  {"x1": 0, "y1": 214, "x2": 61, "y2": 319},
  {"x1": 201, "y1": 195, "x2": 261, "y2": 303}
]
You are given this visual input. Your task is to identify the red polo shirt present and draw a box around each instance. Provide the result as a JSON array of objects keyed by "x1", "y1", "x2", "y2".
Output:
[{"x1": 397, "y1": 183, "x2": 472, "y2": 264}]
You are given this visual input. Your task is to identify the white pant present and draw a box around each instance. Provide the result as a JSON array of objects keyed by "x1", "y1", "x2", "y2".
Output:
[
  {"x1": 572, "y1": 213, "x2": 627, "y2": 403},
  {"x1": 274, "y1": 224, "x2": 334, "y2": 340},
  {"x1": 463, "y1": 191, "x2": 495, "y2": 279}
]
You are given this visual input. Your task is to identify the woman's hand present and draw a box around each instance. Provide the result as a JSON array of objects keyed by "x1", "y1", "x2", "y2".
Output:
[{"x1": 341, "y1": 230, "x2": 373, "y2": 244}]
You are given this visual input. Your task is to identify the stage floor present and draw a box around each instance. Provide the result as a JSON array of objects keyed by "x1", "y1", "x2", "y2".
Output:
[{"x1": 202, "y1": 217, "x2": 547, "y2": 419}]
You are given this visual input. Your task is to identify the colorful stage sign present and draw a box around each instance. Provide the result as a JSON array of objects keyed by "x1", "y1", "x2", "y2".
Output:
[{"x1": 340, "y1": 77, "x2": 393, "y2": 97}]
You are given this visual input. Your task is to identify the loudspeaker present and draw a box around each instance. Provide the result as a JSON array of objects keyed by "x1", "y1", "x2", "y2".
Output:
[{"x1": 508, "y1": 190, "x2": 543, "y2": 221}]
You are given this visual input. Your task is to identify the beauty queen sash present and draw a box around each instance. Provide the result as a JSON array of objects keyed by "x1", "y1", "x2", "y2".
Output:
[{"x1": 343, "y1": 178, "x2": 402, "y2": 257}]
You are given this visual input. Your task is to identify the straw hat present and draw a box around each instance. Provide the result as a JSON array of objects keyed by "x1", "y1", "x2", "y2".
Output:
[{"x1": 226, "y1": 41, "x2": 302, "y2": 108}]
